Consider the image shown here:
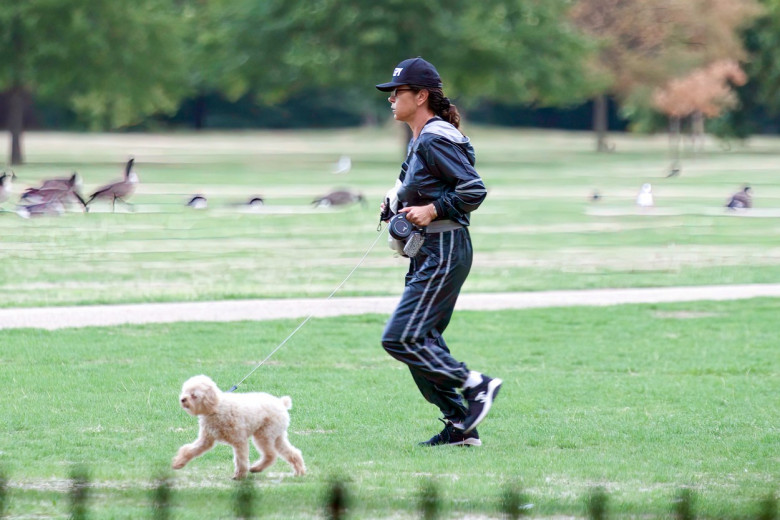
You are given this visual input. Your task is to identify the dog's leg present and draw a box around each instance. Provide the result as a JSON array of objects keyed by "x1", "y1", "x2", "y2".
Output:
[
  {"x1": 249, "y1": 433, "x2": 277, "y2": 474},
  {"x1": 231, "y1": 442, "x2": 251, "y2": 480},
  {"x1": 172, "y1": 434, "x2": 215, "y2": 470},
  {"x1": 274, "y1": 432, "x2": 306, "y2": 476}
]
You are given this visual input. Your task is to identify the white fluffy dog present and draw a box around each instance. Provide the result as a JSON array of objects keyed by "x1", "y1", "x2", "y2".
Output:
[{"x1": 172, "y1": 375, "x2": 306, "y2": 479}]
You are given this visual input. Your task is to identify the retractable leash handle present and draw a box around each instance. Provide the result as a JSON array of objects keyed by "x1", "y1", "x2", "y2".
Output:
[
  {"x1": 227, "y1": 224, "x2": 389, "y2": 393},
  {"x1": 388, "y1": 213, "x2": 425, "y2": 258}
]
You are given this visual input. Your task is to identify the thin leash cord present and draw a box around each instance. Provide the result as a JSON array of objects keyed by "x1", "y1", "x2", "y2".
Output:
[{"x1": 227, "y1": 225, "x2": 388, "y2": 392}]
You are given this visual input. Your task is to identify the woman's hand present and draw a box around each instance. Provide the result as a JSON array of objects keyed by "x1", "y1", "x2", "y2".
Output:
[{"x1": 400, "y1": 204, "x2": 437, "y2": 227}]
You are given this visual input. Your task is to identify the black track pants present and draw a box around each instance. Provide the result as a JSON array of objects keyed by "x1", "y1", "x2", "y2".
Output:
[{"x1": 382, "y1": 228, "x2": 473, "y2": 422}]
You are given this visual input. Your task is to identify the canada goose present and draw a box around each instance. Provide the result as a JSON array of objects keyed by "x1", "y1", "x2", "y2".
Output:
[
  {"x1": 86, "y1": 158, "x2": 138, "y2": 211},
  {"x1": 186, "y1": 194, "x2": 208, "y2": 209},
  {"x1": 39, "y1": 171, "x2": 83, "y2": 191},
  {"x1": 0, "y1": 171, "x2": 17, "y2": 204},
  {"x1": 726, "y1": 185, "x2": 752, "y2": 209},
  {"x1": 225, "y1": 196, "x2": 265, "y2": 211},
  {"x1": 312, "y1": 189, "x2": 365, "y2": 208},
  {"x1": 236, "y1": 196, "x2": 265, "y2": 212},
  {"x1": 21, "y1": 172, "x2": 87, "y2": 210},
  {"x1": 16, "y1": 199, "x2": 66, "y2": 219}
]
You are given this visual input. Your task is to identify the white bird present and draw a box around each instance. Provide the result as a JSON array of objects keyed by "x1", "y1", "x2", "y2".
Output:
[
  {"x1": 331, "y1": 155, "x2": 352, "y2": 175},
  {"x1": 636, "y1": 183, "x2": 654, "y2": 207}
]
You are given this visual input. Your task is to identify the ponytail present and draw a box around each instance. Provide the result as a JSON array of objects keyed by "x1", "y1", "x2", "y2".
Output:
[{"x1": 426, "y1": 88, "x2": 461, "y2": 130}]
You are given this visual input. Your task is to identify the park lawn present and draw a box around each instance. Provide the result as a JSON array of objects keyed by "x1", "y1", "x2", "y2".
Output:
[
  {"x1": 2, "y1": 128, "x2": 780, "y2": 307},
  {"x1": 1, "y1": 299, "x2": 777, "y2": 518}
]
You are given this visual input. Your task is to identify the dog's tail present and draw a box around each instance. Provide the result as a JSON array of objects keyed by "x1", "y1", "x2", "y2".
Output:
[{"x1": 280, "y1": 396, "x2": 292, "y2": 410}]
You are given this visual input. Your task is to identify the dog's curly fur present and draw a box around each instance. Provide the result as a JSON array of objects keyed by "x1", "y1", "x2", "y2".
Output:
[{"x1": 172, "y1": 375, "x2": 306, "y2": 479}]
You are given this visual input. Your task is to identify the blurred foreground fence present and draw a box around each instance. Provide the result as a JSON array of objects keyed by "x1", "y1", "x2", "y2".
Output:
[{"x1": 0, "y1": 467, "x2": 776, "y2": 519}]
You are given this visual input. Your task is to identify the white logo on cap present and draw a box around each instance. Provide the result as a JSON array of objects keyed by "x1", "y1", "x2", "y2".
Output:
[{"x1": 393, "y1": 68, "x2": 403, "y2": 77}]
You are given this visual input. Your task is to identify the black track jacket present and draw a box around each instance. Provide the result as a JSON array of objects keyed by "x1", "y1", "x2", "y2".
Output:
[{"x1": 396, "y1": 117, "x2": 487, "y2": 225}]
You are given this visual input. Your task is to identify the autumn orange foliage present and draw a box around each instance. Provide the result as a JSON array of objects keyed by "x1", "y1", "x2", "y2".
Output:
[{"x1": 652, "y1": 60, "x2": 748, "y2": 118}]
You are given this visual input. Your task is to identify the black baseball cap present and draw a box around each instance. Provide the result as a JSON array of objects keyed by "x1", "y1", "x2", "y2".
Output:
[{"x1": 376, "y1": 57, "x2": 443, "y2": 91}]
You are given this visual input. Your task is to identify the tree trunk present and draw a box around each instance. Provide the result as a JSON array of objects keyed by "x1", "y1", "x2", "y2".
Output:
[
  {"x1": 691, "y1": 111, "x2": 704, "y2": 154},
  {"x1": 8, "y1": 85, "x2": 25, "y2": 166},
  {"x1": 593, "y1": 94, "x2": 609, "y2": 152},
  {"x1": 9, "y1": 12, "x2": 25, "y2": 166},
  {"x1": 193, "y1": 94, "x2": 207, "y2": 129},
  {"x1": 667, "y1": 116, "x2": 681, "y2": 177}
]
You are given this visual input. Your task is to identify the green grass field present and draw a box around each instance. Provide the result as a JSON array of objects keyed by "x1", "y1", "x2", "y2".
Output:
[
  {"x1": 1, "y1": 301, "x2": 777, "y2": 518},
  {"x1": 2, "y1": 128, "x2": 780, "y2": 307},
  {"x1": 1, "y1": 128, "x2": 778, "y2": 518}
]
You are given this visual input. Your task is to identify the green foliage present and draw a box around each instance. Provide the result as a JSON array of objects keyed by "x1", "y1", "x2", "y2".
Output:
[
  {"x1": 260, "y1": 0, "x2": 592, "y2": 106},
  {"x1": 0, "y1": 1, "x2": 188, "y2": 130},
  {"x1": 715, "y1": 0, "x2": 780, "y2": 138},
  {"x1": 741, "y1": 0, "x2": 780, "y2": 115},
  {"x1": 4, "y1": 0, "x2": 778, "y2": 145}
]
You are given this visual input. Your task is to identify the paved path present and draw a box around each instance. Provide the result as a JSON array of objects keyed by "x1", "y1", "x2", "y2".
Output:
[{"x1": 2, "y1": 284, "x2": 780, "y2": 330}]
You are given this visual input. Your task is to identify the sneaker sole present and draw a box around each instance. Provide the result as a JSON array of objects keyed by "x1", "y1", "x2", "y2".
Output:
[
  {"x1": 463, "y1": 378, "x2": 502, "y2": 434},
  {"x1": 454, "y1": 438, "x2": 482, "y2": 447},
  {"x1": 419, "y1": 438, "x2": 482, "y2": 447}
]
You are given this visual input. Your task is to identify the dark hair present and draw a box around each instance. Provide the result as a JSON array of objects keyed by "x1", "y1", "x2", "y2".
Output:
[{"x1": 410, "y1": 86, "x2": 461, "y2": 130}]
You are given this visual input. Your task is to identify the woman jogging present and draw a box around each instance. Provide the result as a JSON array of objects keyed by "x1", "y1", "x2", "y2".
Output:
[{"x1": 376, "y1": 57, "x2": 502, "y2": 447}]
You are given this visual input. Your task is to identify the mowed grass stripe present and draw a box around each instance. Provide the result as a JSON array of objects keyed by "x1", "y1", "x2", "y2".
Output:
[
  {"x1": 1, "y1": 299, "x2": 777, "y2": 518},
  {"x1": 3, "y1": 129, "x2": 780, "y2": 307}
]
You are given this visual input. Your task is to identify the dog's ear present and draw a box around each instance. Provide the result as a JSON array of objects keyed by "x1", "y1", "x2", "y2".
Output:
[{"x1": 199, "y1": 381, "x2": 220, "y2": 413}]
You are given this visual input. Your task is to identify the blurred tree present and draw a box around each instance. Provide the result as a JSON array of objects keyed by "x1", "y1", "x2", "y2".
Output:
[
  {"x1": 715, "y1": 0, "x2": 780, "y2": 138},
  {"x1": 653, "y1": 60, "x2": 747, "y2": 171},
  {"x1": 188, "y1": 0, "x2": 594, "y2": 129},
  {"x1": 0, "y1": 1, "x2": 188, "y2": 164},
  {"x1": 175, "y1": 0, "x2": 285, "y2": 128},
  {"x1": 569, "y1": 0, "x2": 760, "y2": 152}
]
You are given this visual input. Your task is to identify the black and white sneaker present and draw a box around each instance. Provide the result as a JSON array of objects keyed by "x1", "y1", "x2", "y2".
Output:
[
  {"x1": 419, "y1": 419, "x2": 482, "y2": 447},
  {"x1": 462, "y1": 375, "x2": 503, "y2": 434}
]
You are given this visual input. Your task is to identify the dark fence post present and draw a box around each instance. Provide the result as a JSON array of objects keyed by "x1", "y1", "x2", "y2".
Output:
[
  {"x1": 152, "y1": 473, "x2": 172, "y2": 520},
  {"x1": 501, "y1": 483, "x2": 529, "y2": 519},
  {"x1": 674, "y1": 488, "x2": 696, "y2": 520},
  {"x1": 326, "y1": 479, "x2": 348, "y2": 520},
  {"x1": 0, "y1": 467, "x2": 7, "y2": 519},
  {"x1": 758, "y1": 491, "x2": 777, "y2": 520},
  {"x1": 419, "y1": 479, "x2": 440, "y2": 520},
  {"x1": 68, "y1": 466, "x2": 90, "y2": 520},
  {"x1": 587, "y1": 487, "x2": 608, "y2": 520},
  {"x1": 234, "y1": 478, "x2": 256, "y2": 520}
]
